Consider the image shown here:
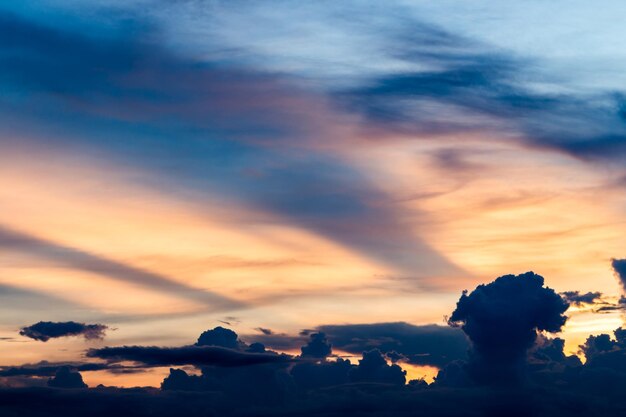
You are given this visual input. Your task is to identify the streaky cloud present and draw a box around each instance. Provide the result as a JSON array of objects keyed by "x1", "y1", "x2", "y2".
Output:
[{"x1": 0, "y1": 225, "x2": 242, "y2": 311}]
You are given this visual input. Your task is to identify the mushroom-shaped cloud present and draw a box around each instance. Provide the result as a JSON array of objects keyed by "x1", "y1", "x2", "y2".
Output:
[{"x1": 448, "y1": 272, "x2": 569, "y2": 384}]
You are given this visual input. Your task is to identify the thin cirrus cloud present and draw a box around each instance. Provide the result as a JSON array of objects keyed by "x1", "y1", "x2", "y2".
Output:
[
  {"x1": 0, "y1": 226, "x2": 242, "y2": 311},
  {"x1": 0, "y1": 9, "x2": 464, "y2": 281}
]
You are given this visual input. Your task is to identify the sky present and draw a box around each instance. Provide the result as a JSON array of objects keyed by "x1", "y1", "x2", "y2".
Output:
[{"x1": 1, "y1": 0, "x2": 626, "y2": 393}]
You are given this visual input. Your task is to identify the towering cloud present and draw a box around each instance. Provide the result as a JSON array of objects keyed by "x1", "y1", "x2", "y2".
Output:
[
  {"x1": 47, "y1": 367, "x2": 87, "y2": 389},
  {"x1": 448, "y1": 272, "x2": 569, "y2": 384},
  {"x1": 196, "y1": 327, "x2": 241, "y2": 350},
  {"x1": 20, "y1": 321, "x2": 108, "y2": 342},
  {"x1": 300, "y1": 333, "x2": 332, "y2": 359}
]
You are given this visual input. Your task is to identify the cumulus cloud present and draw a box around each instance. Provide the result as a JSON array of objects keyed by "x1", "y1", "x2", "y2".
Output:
[
  {"x1": 349, "y1": 349, "x2": 406, "y2": 386},
  {"x1": 196, "y1": 327, "x2": 242, "y2": 350},
  {"x1": 448, "y1": 272, "x2": 569, "y2": 384},
  {"x1": 20, "y1": 321, "x2": 108, "y2": 342},
  {"x1": 47, "y1": 367, "x2": 87, "y2": 389},
  {"x1": 300, "y1": 333, "x2": 332, "y2": 359}
]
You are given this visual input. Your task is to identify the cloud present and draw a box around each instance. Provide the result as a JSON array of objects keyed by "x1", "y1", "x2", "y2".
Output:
[
  {"x1": 47, "y1": 367, "x2": 87, "y2": 389},
  {"x1": 317, "y1": 322, "x2": 468, "y2": 368},
  {"x1": 612, "y1": 258, "x2": 626, "y2": 292},
  {"x1": 300, "y1": 333, "x2": 332, "y2": 359},
  {"x1": 290, "y1": 358, "x2": 352, "y2": 391},
  {"x1": 0, "y1": 10, "x2": 463, "y2": 281},
  {"x1": 342, "y1": 22, "x2": 626, "y2": 163},
  {"x1": 255, "y1": 327, "x2": 273, "y2": 336},
  {"x1": 87, "y1": 345, "x2": 289, "y2": 368},
  {"x1": 20, "y1": 321, "x2": 108, "y2": 342},
  {"x1": 0, "y1": 362, "x2": 111, "y2": 378},
  {"x1": 349, "y1": 349, "x2": 406, "y2": 386},
  {"x1": 448, "y1": 272, "x2": 569, "y2": 384},
  {"x1": 196, "y1": 326, "x2": 242, "y2": 350},
  {"x1": 560, "y1": 291, "x2": 603, "y2": 306},
  {"x1": 0, "y1": 226, "x2": 241, "y2": 310}
]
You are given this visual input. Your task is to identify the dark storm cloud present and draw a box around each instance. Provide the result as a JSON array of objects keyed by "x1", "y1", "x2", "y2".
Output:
[
  {"x1": 20, "y1": 321, "x2": 108, "y2": 342},
  {"x1": 87, "y1": 345, "x2": 289, "y2": 367},
  {"x1": 0, "y1": 226, "x2": 241, "y2": 310},
  {"x1": 560, "y1": 291, "x2": 603, "y2": 306},
  {"x1": 448, "y1": 272, "x2": 569, "y2": 384}
]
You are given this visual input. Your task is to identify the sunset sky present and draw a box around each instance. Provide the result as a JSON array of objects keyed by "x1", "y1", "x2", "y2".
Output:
[{"x1": 1, "y1": 0, "x2": 626, "y2": 388}]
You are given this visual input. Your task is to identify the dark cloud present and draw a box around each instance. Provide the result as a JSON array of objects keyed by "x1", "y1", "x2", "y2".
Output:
[
  {"x1": 612, "y1": 258, "x2": 626, "y2": 292},
  {"x1": 317, "y1": 322, "x2": 468, "y2": 367},
  {"x1": 47, "y1": 367, "x2": 87, "y2": 389},
  {"x1": 20, "y1": 321, "x2": 108, "y2": 342},
  {"x1": 245, "y1": 342, "x2": 267, "y2": 353},
  {"x1": 196, "y1": 326, "x2": 241, "y2": 349},
  {"x1": 161, "y1": 368, "x2": 207, "y2": 392},
  {"x1": 561, "y1": 291, "x2": 603, "y2": 306},
  {"x1": 349, "y1": 349, "x2": 406, "y2": 386},
  {"x1": 256, "y1": 327, "x2": 273, "y2": 335},
  {"x1": 87, "y1": 345, "x2": 289, "y2": 367},
  {"x1": 245, "y1": 322, "x2": 468, "y2": 368},
  {"x1": 448, "y1": 272, "x2": 569, "y2": 384},
  {"x1": 290, "y1": 358, "x2": 352, "y2": 391},
  {"x1": 0, "y1": 362, "x2": 110, "y2": 378},
  {"x1": 300, "y1": 333, "x2": 332, "y2": 359},
  {"x1": 87, "y1": 327, "x2": 291, "y2": 368}
]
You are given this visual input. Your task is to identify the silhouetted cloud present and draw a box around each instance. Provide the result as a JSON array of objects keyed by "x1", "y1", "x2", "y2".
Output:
[
  {"x1": 561, "y1": 291, "x2": 603, "y2": 306},
  {"x1": 300, "y1": 333, "x2": 332, "y2": 359},
  {"x1": 20, "y1": 321, "x2": 108, "y2": 342},
  {"x1": 290, "y1": 358, "x2": 352, "y2": 391},
  {"x1": 256, "y1": 327, "x2": 273, "y2": 336},
  {"x1": 160, "y1": 368, "x2": 207, "y2": 392},
  {"x1": 612, "y1": 259, "x2": 626, "y2": 292},
  {"x1": 196, "y1": 326, "x2": 241, "y2": 349},
  {"x1": 88, "y1": 345, "x2": 288, "y2": 367},
  {"x1": 245, "y1": 322, "x2": 468, "y2": 368},
  {"x1": 317, "y1": 322, "x2": 468, "y2": 367},
  {"x1": 448, "y1": 272, "x2": 569, "y2": 384},
  {"x1": 349, "y1": 349, "x2": 406, "y2": 386},
  {"x1": 0, "y1": 362, "x2": 110, "y2": 378},
  {"x1": 47, "y1": 367, "x2": 87, "y2": 389}
]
